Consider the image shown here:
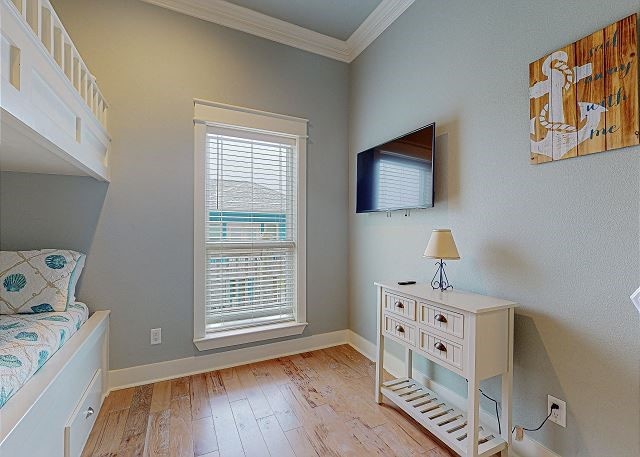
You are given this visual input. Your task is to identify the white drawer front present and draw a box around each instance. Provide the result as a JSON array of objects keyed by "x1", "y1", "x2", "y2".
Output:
[
  {"x1": 419, "y1": 303, "x2": 464, "y2": 339},
  {"x1": 383, "y1": 313, "x2": 416, "y2": 346},
  {"x1": 419, "y1": 330, "x2": 464, "y2": 371},
  {"x1": 384, "y1": 290, "x2": 417, "y2": 321},
  {"x1": 65, "y1": 369, "x2": 102, "y2": 457}
]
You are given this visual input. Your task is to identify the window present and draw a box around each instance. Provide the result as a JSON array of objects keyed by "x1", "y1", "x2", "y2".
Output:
[{"x1": 193, "y1": 100, "x2": 307, "y2": 350}]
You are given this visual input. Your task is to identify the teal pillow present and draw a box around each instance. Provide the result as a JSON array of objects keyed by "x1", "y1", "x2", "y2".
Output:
[{"x1": 0, "y1": 250, "x2": 86, "y2": 314}]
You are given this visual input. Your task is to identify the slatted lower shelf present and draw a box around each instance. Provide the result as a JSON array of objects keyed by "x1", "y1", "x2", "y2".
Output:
[{"x1": 382, "y1": 378, "x2": 506, "y2": 457}]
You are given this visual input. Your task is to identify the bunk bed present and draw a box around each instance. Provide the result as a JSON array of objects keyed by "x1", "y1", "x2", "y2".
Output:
[
  {"x1": 0, "y1": 1, "x2": 111, "y2": 456},
  {"x1": 0, "y1": 307, "x2": 109, "y2": 457},
  {"x1": 1, "y1": 0, "x2": 110, "y2": 181}
]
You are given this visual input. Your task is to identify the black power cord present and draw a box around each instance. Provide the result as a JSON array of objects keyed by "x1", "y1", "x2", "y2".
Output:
[
  {"x1": 465, "y1": 379, "x2": 560, "y2": 437},
  {"x1": 464, "y1": 380, "x2": 502, "y2": 435},
  {"x1": 479, "y1": 389, "x2": 501, "y2": 435},
  {"x1": 511, "y1": 403, "x2": 559, "y2": 434}
]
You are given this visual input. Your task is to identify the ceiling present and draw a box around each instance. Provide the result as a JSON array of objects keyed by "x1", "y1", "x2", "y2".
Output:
[
  {"x1": 141, "y1": 0, "x2": 414, "y2": 62},
  {"x1": 226, "y1": 0, "x2": 382, "y2": 41}
]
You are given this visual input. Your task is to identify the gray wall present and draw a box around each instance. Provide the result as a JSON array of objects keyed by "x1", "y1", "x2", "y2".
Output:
[
  {"x1": 1, "y1": 1, "x2": 638, "y2": 455},
  {"x1": 348, "y1": 1, "x2": 639, "y2": 456},
  {"x1": 0, "y1": 173, "x2": 108, "y2": 254},
  {"x1": 0, "y1": 0, "x2": 349, "y2": 369}
]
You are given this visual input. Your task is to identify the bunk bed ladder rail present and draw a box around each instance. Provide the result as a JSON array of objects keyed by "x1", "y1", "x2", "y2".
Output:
[{"x1": 6, "y1": 0, "x2": 109, "y2": 130}]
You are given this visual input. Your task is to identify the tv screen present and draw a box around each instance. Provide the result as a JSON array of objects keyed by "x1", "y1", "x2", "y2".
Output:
[{"x1": 356, "y1": 123, "x2": 435, "y2": 213}]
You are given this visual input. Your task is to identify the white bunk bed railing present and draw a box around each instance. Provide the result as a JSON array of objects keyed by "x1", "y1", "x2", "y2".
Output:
[{"x1": 7, "y1": 0, "x2": 108, "y2": 130}]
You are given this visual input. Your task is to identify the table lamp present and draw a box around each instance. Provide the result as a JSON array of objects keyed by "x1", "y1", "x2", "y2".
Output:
[{"x1": 423, "y1": 229, "x2": 460, "y2": 291}]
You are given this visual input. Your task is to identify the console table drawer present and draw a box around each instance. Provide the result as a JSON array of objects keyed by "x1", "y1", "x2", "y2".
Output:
[
  {"x1": 383, "y1": 290, "x2": 417, "y2": 321},
  {"x1": 419, "y1": 303, "x2": 464, "y2": 339},
  {"x1": 384, "y1": 314, "x2": 416, "y2": 345},
  {"x1": 419, "y1": 330, "x2": 464, "y2": 371}
]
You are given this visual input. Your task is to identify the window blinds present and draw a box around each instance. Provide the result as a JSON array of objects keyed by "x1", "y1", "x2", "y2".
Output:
[
  {"x1": 378, "y1": 153, "x2": 429, "y2": 209},
  {"x1": 204, "y1": 126, "x2": 297, "y2": 332}
]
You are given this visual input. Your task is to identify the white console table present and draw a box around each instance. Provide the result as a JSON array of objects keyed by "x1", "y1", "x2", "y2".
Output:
[{"x1": 374, "y1": 281, "x2": 517, "y2": 457}]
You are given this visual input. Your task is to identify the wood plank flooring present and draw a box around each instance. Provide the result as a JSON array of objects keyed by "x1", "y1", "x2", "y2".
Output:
[{"x1": 82, "y1": 345, "x2": 464, "y2": 457}]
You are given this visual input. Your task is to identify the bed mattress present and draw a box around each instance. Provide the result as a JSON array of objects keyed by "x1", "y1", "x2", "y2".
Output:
[{"x1": 0, "y1": 302, "x2": 89, "y2": 408}]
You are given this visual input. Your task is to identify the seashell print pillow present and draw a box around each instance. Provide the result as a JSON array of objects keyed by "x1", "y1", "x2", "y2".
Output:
[{"x1": 0, "y1": 250, "x2": 86, "y2": 314}]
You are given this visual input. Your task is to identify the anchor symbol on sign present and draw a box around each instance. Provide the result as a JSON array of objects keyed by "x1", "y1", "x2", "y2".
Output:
[{"x1": 530, "y1": 51, "x2": 606, "y2": 160}]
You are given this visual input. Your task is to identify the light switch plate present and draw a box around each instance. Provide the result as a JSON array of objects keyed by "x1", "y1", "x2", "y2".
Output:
[{"x1": 150, "y1": 328, "x2": 162, "y2": 345}]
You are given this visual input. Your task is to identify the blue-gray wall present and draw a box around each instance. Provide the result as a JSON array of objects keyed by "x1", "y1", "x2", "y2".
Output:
[
  {"x1": 348, "y1": 1, "x2": 639, "y2": 456},
  {"x1": 1, "y1": 1, "x2": 638, "y2": 455},
  {"x1": 1, "y1": 0, "x2": 349, "y2": 369}
]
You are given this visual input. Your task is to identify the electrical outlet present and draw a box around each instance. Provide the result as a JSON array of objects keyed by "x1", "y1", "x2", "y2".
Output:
[
  {"x1": 150, "y1": 328, "x2": 162, "y2": 345},
  {"x1": 548, "y1": 395, "x2": 566, "y2": 427}
]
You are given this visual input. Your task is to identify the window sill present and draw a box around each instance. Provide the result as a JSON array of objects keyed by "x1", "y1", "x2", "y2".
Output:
[{"x1": 193, "y1": 321, "x2": 308, "y2": 351}]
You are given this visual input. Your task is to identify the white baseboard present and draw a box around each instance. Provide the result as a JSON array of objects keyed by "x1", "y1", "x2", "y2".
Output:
[
  {"x1": 510, "y1": 436, "x2": 562, "y2": 457},
  {"x1": 346, "y1": 330, "x2": 561, "y2": 457},
  {"x1": 108, "y1": 329, "x2": 349, "y2": 391}
]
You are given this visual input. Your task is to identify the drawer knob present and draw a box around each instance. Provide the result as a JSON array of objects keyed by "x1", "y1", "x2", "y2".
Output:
[
  {"x1": 434, "y1": 314, "x2": 447, "y2": 323},
  {"x1": 434, "y1": 342, "x2": 447, "y2": 352},
  {"x1": 85, "y1": 407, "x2": 95, "y2": 418},
  {"x1": 395, "y1": 301, "x2": 404, "y2": 309},
  {"x1": 395, "y1": 325, "x2": 405, "y2": 333}
]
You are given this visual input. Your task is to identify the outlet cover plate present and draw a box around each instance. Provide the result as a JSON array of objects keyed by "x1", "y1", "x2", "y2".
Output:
[
  {"x1": 151, "y1": 328, "x2": 162, "y2": 345},
  {"x1": 548, "y1": 395, "x2": 566, "y2": 427}
]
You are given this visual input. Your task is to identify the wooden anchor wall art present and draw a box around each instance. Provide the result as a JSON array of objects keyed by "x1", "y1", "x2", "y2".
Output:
[{"x1": 530, "y1": 14, "x2": 639, "y2": 163}]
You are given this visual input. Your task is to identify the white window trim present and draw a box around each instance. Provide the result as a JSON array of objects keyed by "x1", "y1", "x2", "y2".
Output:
[{"x1": 193, "y1": 99, "x2": 308, "y2": 351}]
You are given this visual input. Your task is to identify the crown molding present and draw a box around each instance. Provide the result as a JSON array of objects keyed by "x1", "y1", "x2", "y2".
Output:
[
  {"x1": 140, "y1": 0, "x2": 414, "y2": 63},
  {"x1": 347, "y1": 0, "x2": 414, "y2": 61},
  {"x1": 141, "y1": 0, "x2": 350, "y2": 61}
]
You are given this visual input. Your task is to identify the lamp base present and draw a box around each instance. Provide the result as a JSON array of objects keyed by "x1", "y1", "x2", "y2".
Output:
[{"x1": 431, "y1": 259, "x2": 453, "y2": 291}]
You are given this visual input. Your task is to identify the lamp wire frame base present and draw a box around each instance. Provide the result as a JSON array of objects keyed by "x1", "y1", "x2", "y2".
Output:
[{"x1": 431, "y1": 259, "x2": 453, "y2": 291}]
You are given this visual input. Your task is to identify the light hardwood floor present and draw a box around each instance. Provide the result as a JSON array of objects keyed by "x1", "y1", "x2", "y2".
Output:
[{"x1": 82, "y1": 344, "x2": 461, "y2": 457}]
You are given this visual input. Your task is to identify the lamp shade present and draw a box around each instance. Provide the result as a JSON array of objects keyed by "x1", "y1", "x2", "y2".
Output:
[{"x1": 423, "y1": 229, "x2": 460, "y2": 260}]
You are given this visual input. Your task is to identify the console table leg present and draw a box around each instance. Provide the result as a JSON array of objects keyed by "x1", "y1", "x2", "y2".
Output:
[
  {"x1": 405, "y1": 347, "x2": 413, "y2": 379},
  {"x1": 467, "y1": 312, "x2": 480, "y2": 457},
  {"x1": 467, "y1": 377, "x2": 480, "y2": 457},
  {"x1": 501, "y1": 307, "x2": 515, "y2": 453},
  {"x1": 375, "y1": 334, "x2": 384, "y2": 403},
  {"x1": 375, "y1": 289, "x2": 384, "y2": 404}
]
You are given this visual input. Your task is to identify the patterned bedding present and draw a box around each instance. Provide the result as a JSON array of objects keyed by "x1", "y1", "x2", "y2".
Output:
[{"x1": 0, "y1": 302, "x2": 89, "y2": 408}]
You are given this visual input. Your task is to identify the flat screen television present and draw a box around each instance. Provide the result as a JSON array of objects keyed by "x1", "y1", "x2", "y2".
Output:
[{"x1": 356, "y1": 123, "x2": 435, "y2": 213}]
